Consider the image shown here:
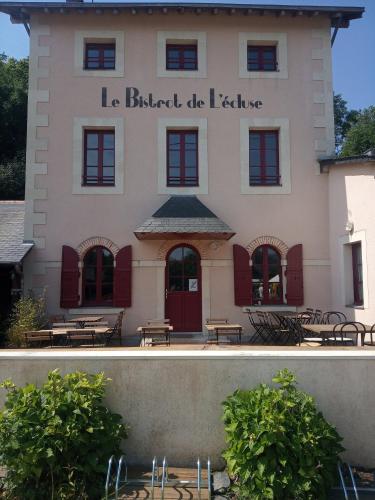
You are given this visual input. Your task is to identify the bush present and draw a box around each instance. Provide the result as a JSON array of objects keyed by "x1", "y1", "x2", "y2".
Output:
[
  {"x1": 222, "y1": 369, "x2": 344, "y2": 499},
  {"x1": 7, "y1": 292, "x2": 48, "y2": 347},
  {"x1": 0, "y1": 370, "x2": 128, "y2": 499}
]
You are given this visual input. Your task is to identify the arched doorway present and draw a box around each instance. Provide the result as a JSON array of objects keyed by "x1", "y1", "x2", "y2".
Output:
[{"x1": 165, "y1": 244, "x2": 202, "y2": 332}]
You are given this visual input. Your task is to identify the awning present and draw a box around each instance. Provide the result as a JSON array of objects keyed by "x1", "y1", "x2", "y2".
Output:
[
  {"x1": 0, "y1": 201, "x2": 34, "y2": 264},
  {"x1": 134, "y1": 196, "x2": 235, "y2": 240}
]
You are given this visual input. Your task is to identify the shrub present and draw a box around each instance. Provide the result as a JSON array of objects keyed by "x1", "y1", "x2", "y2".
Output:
[
  {"x1": 7, "y1": 292, "x2": 48, "y2": 347},
  {"x1": 222, "y1": 369, "x2": 344, "y2": 499},
  {"x1": 0, "y1": 370, "x2": 128, "y2": 499}
]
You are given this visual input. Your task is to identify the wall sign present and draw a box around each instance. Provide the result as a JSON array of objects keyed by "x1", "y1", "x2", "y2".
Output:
[
  {"x1": 188, "y1": 279, "x2": 198, "y2": 292},
  {"x1": 102, "y1": 87, "x2": 263, "y2": 110}
]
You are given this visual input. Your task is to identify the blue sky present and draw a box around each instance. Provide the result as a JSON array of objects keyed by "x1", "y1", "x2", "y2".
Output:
[{"x1": 0, "y1": 0, "x2": 374, "y2": 110}]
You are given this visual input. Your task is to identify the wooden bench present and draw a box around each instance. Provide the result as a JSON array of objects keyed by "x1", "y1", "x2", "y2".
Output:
[{"x1": 205, "y1": 321, "x2": 243, "y2": 344}]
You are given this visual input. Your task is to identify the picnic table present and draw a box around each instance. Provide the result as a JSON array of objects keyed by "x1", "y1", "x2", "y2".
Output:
[
  {"x1": 137, "y1": 324, "x2": 173, "y2": 346},
  {"x1": 67, "y1": 316, "x2": 104, "y2": 328},
  {"x1": 205, "y1": 323, "x2": 243, "y2": 344},
  {"x1": 37, "y1": 327, "x2": 110, "y2": 346}
]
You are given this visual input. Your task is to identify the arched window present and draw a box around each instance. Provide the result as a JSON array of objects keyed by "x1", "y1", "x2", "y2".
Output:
[
  {"x1": 252, "y1": 245, "x2": 282, "y2": 305},
  {"x1": 83, "y1": 246, "x2": 114, "y2": 305}
]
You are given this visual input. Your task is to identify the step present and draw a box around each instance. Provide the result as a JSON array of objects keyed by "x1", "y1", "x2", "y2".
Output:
[
  {"x1": 117, "y1": 485, "x2": 210, "y2": 499},
  {"x1": 114, "y1": 466, "x2": 210, "y2": 499}
]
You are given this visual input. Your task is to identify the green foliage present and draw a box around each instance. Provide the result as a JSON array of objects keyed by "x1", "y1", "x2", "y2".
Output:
[
  {"x1": 0, "y1": 53, "x2": 28, "y2": 200},
  {"x1": 341, "y1": 106, "x2": 375, "y2": 157},
  {"x1": 7, "y1": 293, "x2": 48, "y2": 347},
  {"x1": 0, "y1": 370, "x2": 128, "y2": 499},
  {"x1": 222, "y1": 369, "x2": 344, "y2": 499},
  {"x1": 0, "y1": 53, "x2": 28, "y2": 163},
  {"x1": 334, "y1": 93, "x2": 359, "y2": 152},
  {"x1": 0, "y1": 151, "x2": 25, "y2": 200}
]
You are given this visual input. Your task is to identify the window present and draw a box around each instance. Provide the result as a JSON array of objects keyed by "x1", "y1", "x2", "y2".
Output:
[
  {"x1": 352, "y1": 242, "x2": 363, "y2": 306},
  {"x1": 248, "y1": 45, "x2": 277, "y2": 71},
  {"x1": 83, "y1": 130, "x2": 115, "y2": 186},
  {"x1": 249, "y1": 130, "x2": 279, "y2": 186},
  {"x1": 83, "y1": 246, "x2": 114, "y2": 305},
  {"x1": 166, "y1": 44, "x2": 197, "y2": 70},
  {"x1": 252, "y1": 245, "x2": 283, "y2": 305},
  {"x1": 84, "y1": 43, "x2": 115, "y2": 70},
  {"x1": 167, "y1": 130, "x2": 198, "y2": 187}
]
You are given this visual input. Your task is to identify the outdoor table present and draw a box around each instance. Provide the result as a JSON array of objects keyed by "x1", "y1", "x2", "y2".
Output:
[
  {"x1": 67, "y1": 316, "x2": 104, "y2": 328},
  {"x1": 303, "y1": 324, "x2": 372, "y2": 346},
  {"x1": 38, "y1": 327, "x2": 110, "y2": 346},
  {"x1": 137, "y1": 324, "x2": 173, "y2": 346},
  {"x1": 205, "y1": 323, "x2": 243, "y2": 344}
]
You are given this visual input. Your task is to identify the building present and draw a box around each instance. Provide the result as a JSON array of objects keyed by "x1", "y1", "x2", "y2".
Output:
[{"x1": 0, "y1": 1, "x2": 368, "y2": 334}]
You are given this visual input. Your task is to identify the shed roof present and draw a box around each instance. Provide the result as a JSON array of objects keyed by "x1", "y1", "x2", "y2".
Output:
[
  {"x1": 0, "y1": 2, "x2": 364, "y2": 27},
  {"x1": 319, "y1": 152, "x2": 375, "y2": 172},
  {"x1": 134, "y1": 196, "x2": 235, "y2": 240},
  {"x1": 0, "y1": 201, "x2": 33, "y2": 264}
]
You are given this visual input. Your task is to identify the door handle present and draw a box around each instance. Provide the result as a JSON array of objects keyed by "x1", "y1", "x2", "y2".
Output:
[{"x1": 165, "y1": 289, "x2": 168, "y2": 299}]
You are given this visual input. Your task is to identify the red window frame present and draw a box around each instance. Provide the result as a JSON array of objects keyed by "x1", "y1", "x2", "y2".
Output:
[
  {"x1": 167, "y1": 130, "x2": 199, "y2": 187},
  {"x1": 249, "y1": 130, "x2": 280, "y2": 186},
  {"x1": 247, "y1": 45, "x2": 277, "y2": 71},
  {"x1": 83, "y1": 246, "x2": 114, "y2": 306},
  {"x1": 83, "y1": 130, "x2": 115, "y2": 187},
  {"x1": 352, "y1": 242, "x2": 364, "y2": 306},
  {"x1": 166, "y1": 44, "x2": 198, "y2": 70},
  {"x1": 252, "y1": 245, "x2": 283, "y2": 305},
  {"x1": 84, "y1": 43, "x2": 116, "y2": 70}
]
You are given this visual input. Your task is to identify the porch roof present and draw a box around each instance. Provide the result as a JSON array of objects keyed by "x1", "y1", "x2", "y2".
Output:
[
  {"x1": 134, "y1": 196, "x2": 235, "y2": 240},
  {"x1": 0, "y1": 201, "x2": 33, "y2": 265}
]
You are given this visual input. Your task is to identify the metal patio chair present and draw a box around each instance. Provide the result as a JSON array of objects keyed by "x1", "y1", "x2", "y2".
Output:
[
  {"x1": 104, "y1": 311, "x2": 124, "y2": 346},
  {"x1": 321, "y1": 311, "x2": 347, "y2": 324},
  {"x1": 363, "y1": 324, "x2": 375, "y2": 346},
  {"x1": 328, "y1": 322, "x2": 366, "y2": 346}
]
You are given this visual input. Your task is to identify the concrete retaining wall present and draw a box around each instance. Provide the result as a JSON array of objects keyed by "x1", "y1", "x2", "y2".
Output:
[{"x1": 0, "y1": 350, "x2": 374, "y2": 468}]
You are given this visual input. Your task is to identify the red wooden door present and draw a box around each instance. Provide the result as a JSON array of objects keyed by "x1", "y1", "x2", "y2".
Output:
[{"x1": 165, "y1": 245, "x2": 202, "y2": 332}]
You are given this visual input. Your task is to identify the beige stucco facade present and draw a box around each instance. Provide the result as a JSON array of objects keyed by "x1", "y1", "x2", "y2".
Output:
[
  {"x1": 13, "y1": 4, "x2": 370, "y2": 331},
  {"x1": 328, "y1": 158, "x2": 375, "y2": 324}
]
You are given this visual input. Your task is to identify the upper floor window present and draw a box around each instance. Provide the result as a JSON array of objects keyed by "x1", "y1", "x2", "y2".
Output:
[
  {"x1": 249, "y1": 130, "x2": 280, "y2": 186},
  {"x1": 83, "y1": 246, "x2": 114, "y2": 305},
  {"x1": 352, "y1": 242, "x2": 363, "y2": 306},
  {"x1": 247, "y1": 45, "x2": 277, "y2": 71},
  {"x1": 252, "y1": 245, "x2": 283, "y2": 305},
  {"x1": 166, "y1": 44, "x2": 198, "y2": 70},
  {"x1": 85, "y1": 43, "x2": 116, "y2": 70},
  {"x1": 83, "y1": 130, "x2": 115, "y2": 186},
  {"x1": 167, "y1": 130, "x2": 198, "y2": 187}
]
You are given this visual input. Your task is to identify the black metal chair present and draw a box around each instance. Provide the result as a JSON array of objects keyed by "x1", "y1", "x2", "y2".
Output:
[
  {"x1": 297, "y1": 312, "x2": 315, "y2": 325},
  {"x1": 328, "y1": 322, "x2": 366, "y2": 346},
  {"x1": 321, "y1": 311, "x2": 347, "y2": 324},
  {"x1": 363, "y1": 324, "x2": 375, "y2": 346},
  {"x1": 247, "y1": 311, "x2": 269, "y2": 344},
  {"x1": 104, "y1": 311, "x2": 124, "y2": 346}
]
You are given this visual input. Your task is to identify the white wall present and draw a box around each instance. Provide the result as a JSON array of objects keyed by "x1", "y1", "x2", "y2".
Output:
[{"x1": 0, "y1": 350, "x2": 374, "y2": 468}]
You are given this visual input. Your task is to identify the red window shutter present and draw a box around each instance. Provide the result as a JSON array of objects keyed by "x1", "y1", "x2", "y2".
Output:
[
  {"x1": 60, "y1": 245, "x2": 80, "y2": 308},
  {"x1": 286, "y1": 244, "x2": 304, "y2": 306},
  {"x1": 114, "y1": 245, "x2": 132, "y2": 307},
  {"x1": 233, "y1": 244, "x2": 252, "y2": 306}
]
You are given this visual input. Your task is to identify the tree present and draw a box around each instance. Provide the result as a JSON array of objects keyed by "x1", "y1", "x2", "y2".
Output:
[
  {"x1": 0, "y1": 53, "x2": 28, "y2": 200},
  {"x1": 334, "y1": 93, "x2": 359, "y2": 153},
  {"x1": 341, "y1": 106, "x2": 375, "y2": 157}
]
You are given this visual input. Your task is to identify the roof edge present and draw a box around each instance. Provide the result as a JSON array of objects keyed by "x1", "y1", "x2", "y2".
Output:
[{"x1": 0, "y1": 2, "x2": 365, "y2": 27}]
